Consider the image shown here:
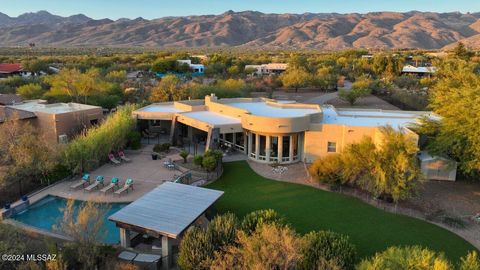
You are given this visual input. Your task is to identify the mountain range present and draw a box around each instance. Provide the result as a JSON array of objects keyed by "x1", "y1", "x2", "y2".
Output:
[{"x1": 1, "y1": 10, "x2": 480, "y2": 50}]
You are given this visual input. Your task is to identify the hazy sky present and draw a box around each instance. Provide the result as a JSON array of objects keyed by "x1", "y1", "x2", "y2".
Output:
[{"x1": 1, "y1": 0, "x2": 480, "y2": 19}]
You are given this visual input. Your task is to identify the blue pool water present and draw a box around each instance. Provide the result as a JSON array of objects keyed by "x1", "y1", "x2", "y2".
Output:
[{"x1": 12, "y1": 196, "x2": 128, "y2": 244}]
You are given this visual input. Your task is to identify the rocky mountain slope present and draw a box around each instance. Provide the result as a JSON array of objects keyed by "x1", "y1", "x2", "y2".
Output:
[{"x1": 0, "y1": 10, "x2": 479, "y2": 49}]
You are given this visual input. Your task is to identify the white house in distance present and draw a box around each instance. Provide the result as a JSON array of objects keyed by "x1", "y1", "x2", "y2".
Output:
[
  {"x1": 401, "y1": 65, "x2": 437, "y2": 76},
  {"x1": 245, "y1": 63, "x2": 288, "y2": 76},
  {"x1": 176, "y1": 60, "x2": 205, "y2": 75}
]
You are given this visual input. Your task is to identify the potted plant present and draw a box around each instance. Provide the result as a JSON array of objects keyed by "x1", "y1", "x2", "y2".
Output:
[
  {"x1": 4, "y1": 203, "x2": 11, "y2": 210},
  {"x1": 21, "y1": 195, "x2": 28, "y2": 202},
  {"x1": 152, "y1": 152, "x2": 159, "y2": 160}
]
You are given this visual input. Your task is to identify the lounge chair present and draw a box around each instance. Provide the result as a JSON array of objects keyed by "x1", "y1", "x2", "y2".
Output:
[
  {"x1": 118, "y1": 151, "x2": 131, "y2": 162},
  {"x1": 70, "y1": 174, "x2": 90, "y2": 190},
  {"x1": 84, "y1": 175, "x2": 105, "y2": 192},
  {"x1": 108, "y1": 153, "x2": 121, "y2": 165},
  {"x1": 100, "y1": 177, "x2": 120, "y2": 194},
  {"x1": 114, "y1": 179, "x2": 134, "y2": 196}
]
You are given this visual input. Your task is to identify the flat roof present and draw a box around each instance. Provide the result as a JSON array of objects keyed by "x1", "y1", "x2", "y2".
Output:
[
  {"x1": 108, "y1": 182, "x2": 223, "y2": 239},
  {"x1": 228, "y1": 101, "x2": 320, "y2": 117},
  {"x1": 321, "y1": 106, "x2": 431, "y2": 128},
  {"x1": 180, "y1": 111, "x2": 241, "y2": 126},
  {"x1": 135, "y1": 104, "x2": 184, "y2": 113},
  {"x1": 8, "y1": 100, "x2": 101, "y2": 114}
]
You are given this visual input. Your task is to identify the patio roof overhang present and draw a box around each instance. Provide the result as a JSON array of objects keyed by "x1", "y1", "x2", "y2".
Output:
[
  {"x1": 108, "y1": 182, "x2": 223, "y2": 239},
  {"x1": 176, "y1": 111, "x2": 243, "y2": 133}
]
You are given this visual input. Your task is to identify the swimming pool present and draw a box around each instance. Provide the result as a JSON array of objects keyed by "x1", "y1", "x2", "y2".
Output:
[{"x1": 12, "y1": 195, "x2": 128, "y2": 244}]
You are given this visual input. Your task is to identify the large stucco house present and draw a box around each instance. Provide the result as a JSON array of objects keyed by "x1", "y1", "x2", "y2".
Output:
[{"x1": 133, "y1": 94, "x2": 435, "y2": 164}]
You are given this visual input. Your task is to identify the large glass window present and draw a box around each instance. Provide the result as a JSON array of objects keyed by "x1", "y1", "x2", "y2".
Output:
[
  {"x1": 292, "y1": 134, "x2": 298, "y2": 157},
  {"x1": 270, "y1": 136, "x2": 278, "y2": 159},
  {"x1": 225, "y1": 133, "x2": 233, "y2": 143},
  {"x1": 282, "y1": 136, "x2": 290, "y2": 159},
  {"x1": 251, "y1": 133, "x2": 256, "y2": 157},
  {"x1": 259, "y1": 135, "x2": 266, "y2": 156},
  {"x1": 235, "y1": 132, "x2": 244, "y2": 146}
]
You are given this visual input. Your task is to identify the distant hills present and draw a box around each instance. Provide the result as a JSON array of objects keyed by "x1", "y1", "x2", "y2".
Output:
[{"x1": 1, "y1": 10, "x2": 480, "y2": 50}]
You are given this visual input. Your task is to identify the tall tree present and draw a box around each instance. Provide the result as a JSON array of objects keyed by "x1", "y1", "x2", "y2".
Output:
[
  {"x1": 279, "y1": 67, "x2": 311, "y2": 92},
  {"x1": 425, "y1": 60, "x2": 480, "y2": 176}
]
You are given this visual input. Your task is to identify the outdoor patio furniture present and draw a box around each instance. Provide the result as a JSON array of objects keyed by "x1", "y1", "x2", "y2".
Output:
[
  {"x1": 114, "y1": 178, "x2": 134, "y2": 196},
  {"x1": 100, "y1": 177, "x2": 120, "y2": 194},
  {"x1": 118, "y1": 151, "x2": 131, "y2": 162},
  {"x1": 108, "y1": 153, "x2": 121, "y2": 165},
  {"x1": 70, "y1": 174, "x2": 90, "y2": 190},
  {"x1": 84, "y1": 175, "x2": 105, "y2": 192}
]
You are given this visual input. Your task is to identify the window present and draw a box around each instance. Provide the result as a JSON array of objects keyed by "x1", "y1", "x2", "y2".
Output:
[{"x1": 327, "y1": 142, "x2": 337, "y2": 153}]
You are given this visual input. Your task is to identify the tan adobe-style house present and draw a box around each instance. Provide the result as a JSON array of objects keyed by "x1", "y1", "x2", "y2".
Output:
[
  {"x1": 1, "y1": 99, "x2": 104, "y2": 143},
  {"x1": 134, "y1": 94, "x2": 435, "y2": 164},
  {"x1": 245, "y1": 63, "x2": 288, "y2": 76}
]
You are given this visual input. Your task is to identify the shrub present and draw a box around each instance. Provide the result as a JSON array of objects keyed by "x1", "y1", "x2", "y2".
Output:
[
  {"x1": 357, "y1": 246, "x2": 452, "y2": 270},
  {"x1": 460, "y1": 251, "x2": 480, "y2": 270},
  {"x1": 177, "y1": 227, "x2": 213, "y2": 270},
  {"x1": 180, "y1": 150, "x2": 189, "y2": 163},
  {"x1": 308, "y1": 154, "x2": 343, "y2": 185},
  {"x1": 126, "y1": 131, "x2": 141, "y2": 150},
  {"x1": 211, "y1": 223, "x2": 301, "y2": 270},
  {"x1": 202, "y1": 155, "x2": 217, "y2": 172},
  {"x1": 63, "y1": 104, "x2": 136, "y2": 174},
  {"x1": 207, "y1": 213, "x2": 238, "y2": 250},
  {"x1": 338, "y1": 87, "x2": 371, "y2": 106},
  {"x1": 298, "y1": 231, "x2": 357, "y2": 270},
  {"x1": 240, "y1": 209, "x2": 285, "y2": 235},
  {"x1": 193, "y1": 155, "x2": 203, "y2": 168},
  {"x1": 153, "y1": 143, "x2": 170, "y2": 153}
]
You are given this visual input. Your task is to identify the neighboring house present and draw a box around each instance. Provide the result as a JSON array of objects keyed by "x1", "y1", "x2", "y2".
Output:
[
  {"x1": 176, "y1": 60, "x2": 205, "y2": 75},
  {"x1": 0, "y1": 63, "x2": 24, "y2": 78},
  {"x1": 401, "y1": 65, "x2": 436, "y2": 76},
  {"x1": 245, "y1": 63, "x2": 288, "y2": 76},
  {"x1": 3, "y1": 100, "x2": 103, "y2": 143},
  {"x1": 0, "y1": 94, "x2": 23, "y2": 105},
  {"x1": 134, "y1": 94, "x2": 435, "y2": 165}
]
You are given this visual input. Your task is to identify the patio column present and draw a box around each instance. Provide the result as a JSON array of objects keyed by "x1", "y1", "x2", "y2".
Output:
[
  {"x1": 255, "y1": 133, "x2": 260, "y2": 159},
  {"x1": 265, "y1": 135, "x2": 271, "y2": 161},
  {"x1": 161, "y1": 236, "x2": 173, "y2": 270},
  {"x1": 278, "y1": 136, "x2": 283, "y2": 162},
  {"x1": 289, "y1": 135, "x2": 294, "y2": 162},
  {"x1": 247, "y1": 132, "x2": 252, "y2": 156},
  {"x1": 119, "y1": 228, "x2": 131, "y2": 248}
]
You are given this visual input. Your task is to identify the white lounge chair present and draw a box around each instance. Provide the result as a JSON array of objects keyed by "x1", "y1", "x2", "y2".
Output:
[
  {"x1": 100, "y1": 177, "x2": 120, "y2": 194},
  {"x1": 114, "y1": 179, "x2": 134, "y2": 196},
  {"x1": 84, "y1": 176, "x2": 105, "y2": 192},
  {"x1": 108, "y1": 153, "x2": 121, "y2": 165},
  {"x1": 70, "y1": 174, "x2": 90, "y2": 190},
  {"x1": 118, "y1": 151, "x2": 131, "y2": 162}
]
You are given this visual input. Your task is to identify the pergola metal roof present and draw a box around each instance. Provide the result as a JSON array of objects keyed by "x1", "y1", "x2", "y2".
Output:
[{"x1": 108, "y1": 182, "x2": 223, "y2": 239}]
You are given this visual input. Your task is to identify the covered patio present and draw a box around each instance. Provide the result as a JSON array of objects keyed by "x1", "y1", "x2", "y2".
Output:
[{"x1": 108, "y1": 182, "x2": 224, "y2": 269}]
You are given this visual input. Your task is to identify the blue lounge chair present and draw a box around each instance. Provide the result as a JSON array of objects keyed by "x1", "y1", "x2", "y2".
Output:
[
  {"x1": 85, "y1": 175, "x2": 105, "y2": 192},
  {"x1": 114, "y1": 179, "x2": 134, "y2": 196},
  {"x1": 70, "y1": 174, "x2": 90, "y2": 190},
  {"x1": 100, "y1": 177, "x2": 120, "y2": 194}
]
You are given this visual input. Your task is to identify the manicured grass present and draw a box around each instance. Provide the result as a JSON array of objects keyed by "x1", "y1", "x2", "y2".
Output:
[{"x1": 206, "y1": 161, "x2": 477, "y2": 261}]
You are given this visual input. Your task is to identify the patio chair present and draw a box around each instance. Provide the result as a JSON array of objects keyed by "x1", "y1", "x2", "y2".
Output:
[
  {"x1": 114, "y1": 178, "x2": 134, "y2": 196},
  {"x1": 100, "y1": 177, "x2": 120, "y2": 194},
  {"x1": 84, "y1": 175, "x2": 105, "y2": 192},
  {"x1": 118, "y1": 151, "x2": 131, "y2": 163},
  {"x1": 70, "y1": 174, "x2": 90, "y2": 190},
  {"x1": 108, "y1": 153, "x2": 121, "y2": 165}
]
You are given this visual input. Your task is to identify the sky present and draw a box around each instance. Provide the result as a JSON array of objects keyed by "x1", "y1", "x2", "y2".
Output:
[{"x1": 1, "y1": 0, "x2": 480, "y2": 19}]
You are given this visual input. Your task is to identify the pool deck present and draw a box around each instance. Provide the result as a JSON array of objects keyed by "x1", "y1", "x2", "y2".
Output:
[{"x1": 28, "y1": 146, "x2": 182, "y2": 204}]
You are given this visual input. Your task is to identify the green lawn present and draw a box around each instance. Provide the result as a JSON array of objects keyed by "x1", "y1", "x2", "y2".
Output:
[{"x1": 206, "y1": 161, "x2": 477, "y2": 261}]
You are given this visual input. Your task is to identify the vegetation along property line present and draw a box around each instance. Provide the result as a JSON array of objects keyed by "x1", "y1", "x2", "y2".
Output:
[{"x1": 206, "y1": 161, "x2": 478, "y2": 262}]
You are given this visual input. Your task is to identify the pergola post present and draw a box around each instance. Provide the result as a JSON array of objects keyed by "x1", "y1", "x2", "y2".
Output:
[
  {"x1": 289, "y1": 135, "x2": 294, "y2": 162},
  {"x1": 119, "y1": 228, "x2": 131, "y2": 248},
  {"x1": 255, "y1": 133, "x2": 260, "y2": 159},
  {"x1": 162, "y1": 236, "x2": 173, "y2": 270}
]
